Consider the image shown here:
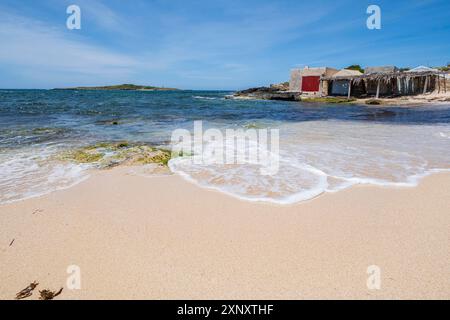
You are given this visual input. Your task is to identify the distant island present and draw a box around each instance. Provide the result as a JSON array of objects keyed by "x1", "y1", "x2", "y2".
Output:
[{"x1": 54, "y1": 84, "x2": 179, "y2": 91}]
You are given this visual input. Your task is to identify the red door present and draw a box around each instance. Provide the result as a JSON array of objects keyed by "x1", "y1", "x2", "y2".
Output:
[{"x1": 301, "y1": 76, "x2": 320, "y2": 92}]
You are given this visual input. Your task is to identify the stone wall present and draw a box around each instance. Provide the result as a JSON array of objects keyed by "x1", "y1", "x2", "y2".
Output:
[{"x1": 289, "y1": 69, "x2": 302, "y2": 92}]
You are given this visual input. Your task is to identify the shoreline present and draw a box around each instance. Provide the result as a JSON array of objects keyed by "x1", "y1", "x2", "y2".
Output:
[
  {"x1": 1, "y1": 167, "x2": 449, "y2": 299},
  {"x1": 230, "y1": 89, "x2": 450, "y2": 106},
  {"x1": 4, "y1": 156, "x2": 449, "y2": 207}
]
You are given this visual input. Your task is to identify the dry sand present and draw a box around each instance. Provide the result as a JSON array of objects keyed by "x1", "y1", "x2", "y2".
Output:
[
  {"x1": 0, "y1": 167, "x2": 449, "y2": 300},
  {"x1": 357, "y1": 91, "x2": 450, "y2": 105}
]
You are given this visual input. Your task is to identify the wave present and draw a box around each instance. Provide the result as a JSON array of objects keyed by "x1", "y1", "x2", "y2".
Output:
[
  {"x1": 2, "y1": 121, "x2": 450, "y2": 206},
  {"x1": 0, "y1": 146, "x2": 89, "y2": 204},
  {"x1": 192, "y1": 96, "x2": 218, "y2": 100},
  {"x1": 168, "y1": 121, "x2": 450, "y2": 204}
]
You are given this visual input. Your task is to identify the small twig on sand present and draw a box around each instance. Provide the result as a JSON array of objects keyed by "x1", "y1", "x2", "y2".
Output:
[
  {"x1": 15, "y1": 281, "x2": 39, "y2": 300},
  {"x1": 39, "y1": 288, "x2": 63, "y2": 300},
  {"x1": 32, "y1": 209, "x2": 43, "y2": 215},
  {"x1": 9, "y1": 239, "x2": 15, "y2": 246}
]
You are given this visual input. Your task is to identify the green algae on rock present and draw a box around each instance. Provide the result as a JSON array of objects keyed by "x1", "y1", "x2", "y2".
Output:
[
  {"x1": 57, "y1": 142, "x2": 173, "y2": 167},
  {"x1": 57, "y1": 149, "x2": 104, "y2": 164},
  {"x1": 365, "y1": 99, "x2": 384, "y2": 105},
  {"x1": 244, "y1": 122, "x2": 266, "y2": 129},
  {"x1": 112, "y1": 145, "x2": 171, "y2": 166},
  {"x1": 32, "y1": 127, "x2": 67, "y2": 135},
  {"x1": 301, "y1": 97, "x2": 357, "y2": 104}
]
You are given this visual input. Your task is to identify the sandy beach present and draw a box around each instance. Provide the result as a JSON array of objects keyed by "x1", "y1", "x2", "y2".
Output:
[
  {"x1": 2, "y1": 0, "x2": 450, "y2": 305},
  {"x1": 1, "y1": 167, "x2": 449, "y2": 300}
]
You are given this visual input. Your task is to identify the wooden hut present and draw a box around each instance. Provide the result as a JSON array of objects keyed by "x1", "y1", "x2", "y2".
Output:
[
  {"x1": 323, "y1": 66, "x2": 446, "y2": 98},
  {"x1": 328, "y1": 69, "x2": 363, "y2": 96},
  {"x1": 363, "y1": 66, "x2": 398, "y2": 97}
]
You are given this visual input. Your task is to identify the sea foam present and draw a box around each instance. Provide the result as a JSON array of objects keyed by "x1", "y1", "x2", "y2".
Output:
[
  {"x1": 169, "y1": 121, "x2": 450, "y2": 204},
  {"x1": 0, "y1": 146, "x2": 89, "y2": 204}
]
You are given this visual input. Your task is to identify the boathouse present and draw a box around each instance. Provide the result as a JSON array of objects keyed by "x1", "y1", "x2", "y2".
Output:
[
  {"x1": 329, "y1": 69, "x2": 363, "y2": 96},
  {"x1": 289, "y1": 66, "x2": 338, "y2": 95},
  {"x1": 323, "y1": 65, "x2": 447, "y2": 98}
]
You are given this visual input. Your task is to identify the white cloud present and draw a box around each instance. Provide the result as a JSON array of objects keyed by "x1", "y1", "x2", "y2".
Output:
[
  {"x1": 76, "y1": 0, "x2": 128, "y2": 34},
  {"x1": 0, "y1": 1, "x2": 346, "y2": 88},
  {"x1": 0, "y1": 11, "x2": 138, "y2": 85}
]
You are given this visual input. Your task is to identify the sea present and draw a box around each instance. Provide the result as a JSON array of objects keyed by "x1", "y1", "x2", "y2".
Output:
[{"x1": 1, "y1": 89, "x2": 450, "y2": 204}]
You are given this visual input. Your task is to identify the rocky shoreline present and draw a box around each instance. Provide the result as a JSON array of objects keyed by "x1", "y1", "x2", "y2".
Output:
[
  {"x1": 230, "y1": 86, "x2": 302, "y2": 101},
  {"x1": 229, "y1": 85, "x2": 450, "y2": 105},
  {"x1": 54, "y1": 84, "x2": 179, "y2": 91}
]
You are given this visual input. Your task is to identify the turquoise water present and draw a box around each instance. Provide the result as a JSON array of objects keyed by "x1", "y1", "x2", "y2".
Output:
[{"x1": 1, "y1": 89, "x2": 450, "y2": 204}]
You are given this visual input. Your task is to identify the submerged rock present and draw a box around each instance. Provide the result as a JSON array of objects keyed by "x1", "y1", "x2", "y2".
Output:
[
  {"x1": 95, "y1": 119, "x2": 121, "y2": 126},
  {"x1": 112, "y1": 145, "x2": 172, "y2": 166},
  {"x1": 57, "y1": 142, "x2": 126, "y2": 164},
  {"x1": 65, "y1": 150, "x2": 103, "y2": 163},
  {"x1": 32, "y1": 127, "x2": 67, "y2": 135},
  {"x1": 57, "y1": 142, "x2": 173, "y2": 168}
]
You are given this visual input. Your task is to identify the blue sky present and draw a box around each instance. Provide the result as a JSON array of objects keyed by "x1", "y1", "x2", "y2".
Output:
[{"x1": 0, "y1": 0, "x2": 449, "y2": 89}]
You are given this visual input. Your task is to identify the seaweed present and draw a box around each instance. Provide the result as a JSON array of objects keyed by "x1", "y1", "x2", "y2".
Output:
[
  {"x1": 302, "y1": 97, "x2": 357, "y2": 104},
  {"x1": 115, "y1": 142, "x2": 129, "y2": 149},
  {"x1": 39, "y1": 288, "x2": 63, "y2": 300},
  {"x1": 365, "y1": 99, "x2": 383, "y2": 105},
  {"x1": 15, "y1": 281, "x2": 39, "y2": 300}
]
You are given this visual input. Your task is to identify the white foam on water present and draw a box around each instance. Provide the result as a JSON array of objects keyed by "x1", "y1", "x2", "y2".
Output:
[
  {"x1": 0, "y1": 146, "x2": 89, "y2": 205},
  {"x1": 2, "y1": 121, "x2": 450, "y2": 206},
  {"x1": 439, "y1": 132, "x2": 450, "y2": 139},
  {"x1": 169, "y1": 121, "x2": 450, "y2": 204},
  {"x1": 192, "y1": 96, "x2": 218, "y2": 100}
]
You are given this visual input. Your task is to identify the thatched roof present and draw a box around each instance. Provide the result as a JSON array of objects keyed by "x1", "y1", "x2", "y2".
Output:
[
  {"x1": 365, "y1": 66, "x2": 398, "y2": 74},
  {"x1": 407, "y1": 66, "x2": 439, "y2": 73},
  {"x1": 331, "y1": 69, "x2": 363, "y2": 78},
  {"x1": 324, "y1": 70, "x2": 448, "y2": 83}
]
